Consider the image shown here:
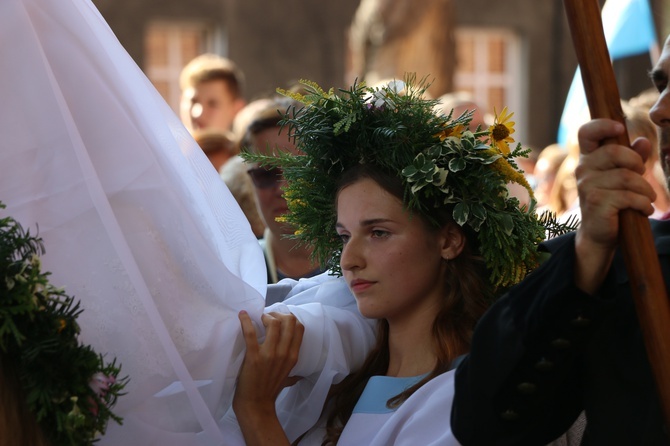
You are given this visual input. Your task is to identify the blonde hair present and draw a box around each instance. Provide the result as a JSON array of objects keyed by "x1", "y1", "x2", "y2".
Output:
[
  {"x1": 231, "y1": 98, "x2": 275, "y2": 145},
  {"x1": 179, "y1": 53, "x2": 245, "y2": 98},
  {"x1": 219, "y1": 156, "x2": 266, "y2": 238},
  {"x1": 623, "y1": 98, "x2": 670, "y2": 204},
  {"x1": 622, "y1": 99, "x2": 659, "y2": 161},
  {"x1": 547, "y1": 153, "x2": 578, "y2": 216},
  {"x1": 547, "y1": 99, "x2": 662, "y2": 216}
]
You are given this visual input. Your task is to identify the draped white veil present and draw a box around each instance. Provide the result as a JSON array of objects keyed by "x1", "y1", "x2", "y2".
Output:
[{"x1": 0, "y1": 0, "x2": 267, "y2": 444}]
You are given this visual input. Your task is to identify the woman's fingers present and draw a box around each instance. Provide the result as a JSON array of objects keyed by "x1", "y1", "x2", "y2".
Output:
[
  {"x1": 242, "y1": 312, "x2": 304, "y2": 371},
  {"x1": 238, "y1": 310, "x2": 259, "y2": 357},
  {"x1": 270, "y1": 312, "x2": 300, "y2": 356},
  {"x1": 235, "y1": 310, "x2": 305, "y2": 408},
  {"x1": 260, "y1": 313, "x2": 303, "y2": 368}
]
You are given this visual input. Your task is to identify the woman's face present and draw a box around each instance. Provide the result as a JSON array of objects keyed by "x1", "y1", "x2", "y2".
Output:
[{"x1": 336, "y1": 177, "x2": 451, "y2": 323}]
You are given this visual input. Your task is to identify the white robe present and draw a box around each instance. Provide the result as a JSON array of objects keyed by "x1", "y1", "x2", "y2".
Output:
[
  {"x1": 298, "y1": 371, "x2": 460, "y2": 445},
  {"x1": 221, "y1": 275, "x2": 376, "y2": 444}
]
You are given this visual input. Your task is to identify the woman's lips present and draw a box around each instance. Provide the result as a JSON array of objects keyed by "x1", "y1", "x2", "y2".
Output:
[{"x1": 350, "y1": 279, "x2": 375, "y2": 293}]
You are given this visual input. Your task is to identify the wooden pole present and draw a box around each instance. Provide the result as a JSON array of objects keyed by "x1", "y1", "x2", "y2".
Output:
[{"x1": 563, "y1": 0, "x2": 670, "y2": 427}]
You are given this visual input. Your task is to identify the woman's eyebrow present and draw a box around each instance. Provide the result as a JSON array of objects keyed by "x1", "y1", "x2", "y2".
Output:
[{"x1": 335, "y1": 218, "x2": 393, "y2": 229}]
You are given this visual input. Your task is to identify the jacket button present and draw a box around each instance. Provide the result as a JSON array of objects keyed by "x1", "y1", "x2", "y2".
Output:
[
  {"x1": 535, "y1": 358, "x2": 554, "y2": 372},
  {"x1": 571, "y1": 315, "x2": 590, "y2": 327},
  {"x1": 551, "y1": 338, "x2": 571, "y2": 349},
  {"x1": 500, "y1": 409, "x2": 520, "y2": 421},
  {"x1": 517, "y1": 382, "x2": 537, "y2": 394}
]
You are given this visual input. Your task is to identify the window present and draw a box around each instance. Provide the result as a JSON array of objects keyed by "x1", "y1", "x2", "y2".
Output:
[
  {"x1": 454, "y1": 28, "x2": 526, "y2": 141},
  {"x1": 144, "y1": 22, "x2": 218, "y2": 113}
]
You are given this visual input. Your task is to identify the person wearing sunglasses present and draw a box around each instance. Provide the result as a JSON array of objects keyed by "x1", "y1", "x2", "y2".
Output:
[{"x1": 243, "y1": 97, "x2": 324, "y2": 288}]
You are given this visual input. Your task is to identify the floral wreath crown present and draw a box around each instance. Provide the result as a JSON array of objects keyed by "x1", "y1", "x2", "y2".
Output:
[
  {"x1": 1, "y1": 203, "x2": 126, "y2": 445},
  {"x1": 244, "y1": 76, "x2": 574, "y2": 291}
]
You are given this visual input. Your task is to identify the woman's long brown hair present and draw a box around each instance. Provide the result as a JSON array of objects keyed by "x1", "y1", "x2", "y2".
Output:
[
  {"x1": 316, "y1": 165, "x2": 491, "y2": 445},
  {"x1": 0, "y1": 356, "x2": 50, "y2": 446}
]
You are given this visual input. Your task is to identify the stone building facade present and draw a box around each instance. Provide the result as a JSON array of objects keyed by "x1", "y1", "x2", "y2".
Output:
[{"x1": 93, "y1": 0, "x2": 666, "y2": 149}]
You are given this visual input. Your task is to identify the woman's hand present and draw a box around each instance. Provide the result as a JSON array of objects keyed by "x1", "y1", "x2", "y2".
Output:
[{"x1": 232, "y1": 310, "x2": 304, "y2": 446}]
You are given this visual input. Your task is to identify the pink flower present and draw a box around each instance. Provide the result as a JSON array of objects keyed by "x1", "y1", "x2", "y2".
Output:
[
  {"x1": 89, "y1": 372, "x2": 116, "y2": 398},
  {"x1": 87, "y1": 396, "x2": 99, "y2": 417}
]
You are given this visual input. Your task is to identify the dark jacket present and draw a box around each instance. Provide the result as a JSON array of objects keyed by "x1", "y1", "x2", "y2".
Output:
[{"x1": 451, "y1": 220, "x2": 670, "y2": 445}]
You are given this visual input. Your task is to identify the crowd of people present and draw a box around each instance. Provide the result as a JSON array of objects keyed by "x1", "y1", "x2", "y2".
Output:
[
  {"x1": 178, "y1": 51, "x2": 665, "y2": 290},
  {"x1": 176, "y1": 53, "x2": 325, "y2": 285},
  {"x1": 4, "y1": 0, "x2": 670, "y2": 444}
]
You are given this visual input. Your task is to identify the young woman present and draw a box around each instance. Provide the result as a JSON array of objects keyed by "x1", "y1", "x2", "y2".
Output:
[
  {"x1": 234, "y1": 164, "x2": 490, "y2": 445},
  {"x1": 231, "y1": 79, "x2": 557, "y2": 445}
]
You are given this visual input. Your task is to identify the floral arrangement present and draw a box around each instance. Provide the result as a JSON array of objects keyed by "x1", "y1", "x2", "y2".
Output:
[
  {"x1": 244, "y1": 76, "x2": 575, "y2": 291},
  {"x1": 0, "y1": 203, "x2": 127, "y2": 445}
]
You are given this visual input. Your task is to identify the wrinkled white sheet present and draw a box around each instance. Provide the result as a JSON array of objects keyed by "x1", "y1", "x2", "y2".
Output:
[
  {"x1": 0, "y1": 0, "x2": 375, "y2": 444},
  {"x1": 0, "y1": 0, "x2": 264, "y2": 444}
]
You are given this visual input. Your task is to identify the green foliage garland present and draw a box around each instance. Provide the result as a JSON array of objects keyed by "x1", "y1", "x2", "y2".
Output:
[
  {"x1": 0, "y1": 203, "x2": 127, "y2": 445},
  {"x1": 243, "y1": 76, "x2": 576, "y2": 291}
]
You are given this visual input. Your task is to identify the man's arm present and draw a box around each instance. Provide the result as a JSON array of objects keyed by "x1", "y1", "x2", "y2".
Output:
[
  {"x1": 452, "y1": 233, "x2": 611, "y2": 445},
  {"x1": 451, "y1": 119, "x2": 656, "y2": 445}
]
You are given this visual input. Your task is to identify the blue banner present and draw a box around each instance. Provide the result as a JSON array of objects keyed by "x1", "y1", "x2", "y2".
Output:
[{"x1": 557, "y1": 0, "x2": 657, "y2": 146}]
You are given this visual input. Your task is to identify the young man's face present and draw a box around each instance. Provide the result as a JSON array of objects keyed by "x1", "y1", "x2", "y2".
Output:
[{"x1": 181, "y1": 80, "x2": 242, "y2": 132}]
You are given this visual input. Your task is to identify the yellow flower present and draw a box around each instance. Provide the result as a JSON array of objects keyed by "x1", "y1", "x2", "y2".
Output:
[
  {"x1": 489, "y1": 106, "x2": 516, "y2": 156},
  {"x1": 487, "y1": 151, "x2": 535, "y2": 200},
  {"x1": 435, "y1": 123, "x2": 465, "y2": 141},
  {"x1": 277, "y1": 80, "x2": 336, "y2": 105},
  {"x1": 515, "y1": 262, "x2": 528, "y2": 285},
  {"x1": 299, "y1": 79, "x2": 328, "y2": 96},
  {"x1": 276, "y1": 87, "x2": 306, "y2": 104},
  {"x1": 285, "y1": 195, "x2": 307, "y2": 212}
]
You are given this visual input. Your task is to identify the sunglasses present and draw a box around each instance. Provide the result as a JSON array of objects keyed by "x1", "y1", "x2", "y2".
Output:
[{"x1": 247, "y1": 166, "x2": 284, "y2": 189}]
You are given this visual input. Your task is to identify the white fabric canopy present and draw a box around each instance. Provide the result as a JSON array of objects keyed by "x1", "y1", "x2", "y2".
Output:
[
  {"x1": 0, "y1": 0, "x2": 376, "y2": 444},
  {"x1": 0, "y1": 0, "x2": 266, "y2": 444}
]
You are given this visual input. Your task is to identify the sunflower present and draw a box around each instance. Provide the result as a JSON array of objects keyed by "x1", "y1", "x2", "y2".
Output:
[
  {"x1": 489, "y1": 106, "x2": 516, "y2": 156},
  {"x1": 435, "y1": 123, "x2": 466, "y2": 141}
]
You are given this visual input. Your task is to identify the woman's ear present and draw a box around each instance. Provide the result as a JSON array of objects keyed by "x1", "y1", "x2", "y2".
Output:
[{"x1": 439, "y1": 222, "x2": 465, "y2": 261}]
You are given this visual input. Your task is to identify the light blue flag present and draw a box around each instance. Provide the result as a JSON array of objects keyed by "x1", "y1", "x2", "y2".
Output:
[{"x1": 557, "y1": 0, "x2": 657, "y2": 146}]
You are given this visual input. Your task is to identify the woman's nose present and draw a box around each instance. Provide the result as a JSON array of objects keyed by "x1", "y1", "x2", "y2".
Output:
[{"x1": 340, "y1": 236, "x2": 365, "y2": 271}]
